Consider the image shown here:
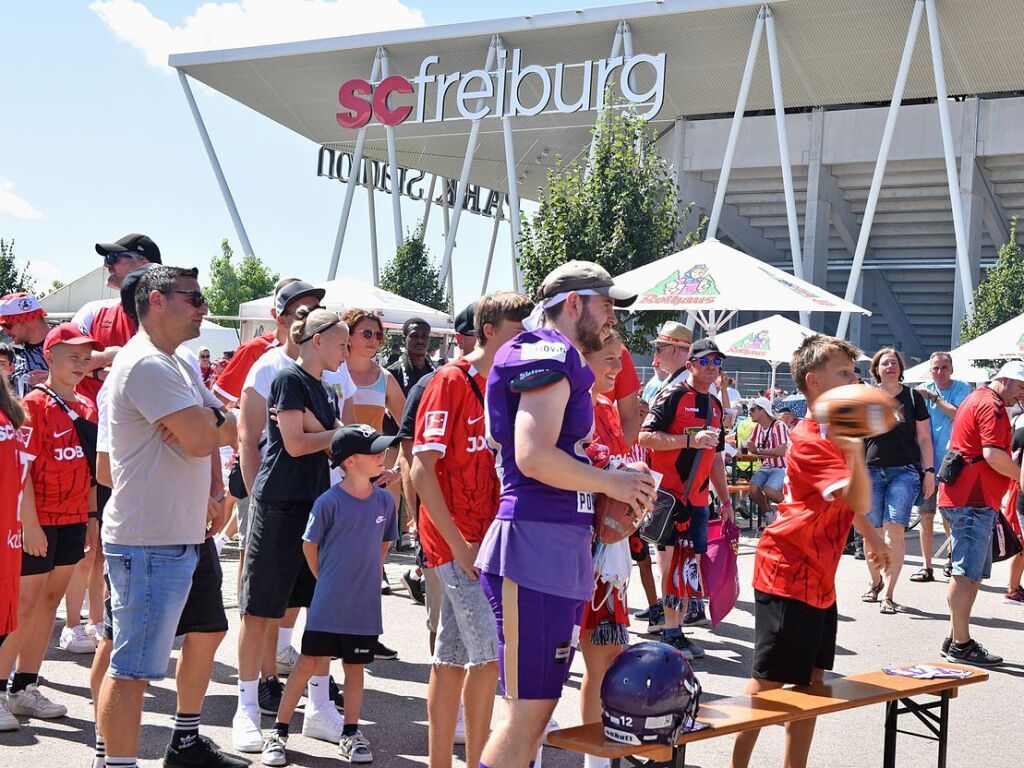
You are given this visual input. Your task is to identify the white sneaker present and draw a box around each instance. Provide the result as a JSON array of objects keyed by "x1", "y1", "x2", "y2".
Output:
[
  {"x1": 232, "y1": 707, "x2": 264, "y2": 753},
  {"x1": 0, "y1": 694, "x2": 19, "y2": 731},
  {"x1": 541, "y1": 715, "x2": 559, "y2": 746},
  {"x1": 59, "y1": 624, "x2": 97, "y2": 654},
  {"x1": 7, "y1": 684, "x2": 67, "y2": 718},
  {"x1": 261, "y1": 732, "x2": 288, "y2": 766},
  {"x1": 339, "y1": 729, "x2": 373, "y2": 763},
  {"x1": 276, "y1": 645, "x2": 299, "y2": 676},
  {"x1": 90, "y1": 757, "x2": 104, "y2": 768},
  {"x1": 302, "y1": 704, "x2": 344, "y2": 743},
  {"x1": 453, "y1": 703, "x2": 466, "y2": 745}
]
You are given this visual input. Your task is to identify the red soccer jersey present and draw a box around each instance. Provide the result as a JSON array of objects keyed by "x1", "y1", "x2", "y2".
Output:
[
  {"x1": 413, "y1": 359, "x2": 499, "y2": 568},
  {"x1": 21, "y1": 389, "x2": 97, "y2": 527},
  {"x1": 752, "y1": 417, "x2": 854, "y2": 609},
  {"x1": 211, "y1": 333, "x2": 279, "y2": 403},
  {"x1": 76, "y1": 302, "x2": 137, "y2": 403},
  {"x1": 0, "y1": 411, "x2": 28, "y2": 635},
  {"x1": 592, "y1": 395, "x2": 630, "y2": 462},
  {"x1": 938, "y1": 386, "x2": 1012, "y2": 512},
  {"x1": 612, "y1": 348, "x2": 642, "y2": 401},
  {"x1": 748, "y1": 419, "x2": 789, "y2": 469}
]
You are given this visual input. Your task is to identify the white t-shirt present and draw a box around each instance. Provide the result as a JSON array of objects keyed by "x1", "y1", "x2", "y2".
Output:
[
  {"x1": 104, "y1": 333, "x2": 222, "y2": 546},
  {"x1": 243, "y1": 348, "x2": 356, "y2": 406},
  {"x1": 72, "y1": 298, "x2": 120, "y2": 334}
]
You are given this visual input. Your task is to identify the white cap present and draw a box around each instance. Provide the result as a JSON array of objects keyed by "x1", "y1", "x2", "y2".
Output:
[
  {"x1": 994, "y1": 360, "x2": 1024, "y2": 383},
  {"x1": 750, "y1": 396, "x2": 775, "y2": 418}
]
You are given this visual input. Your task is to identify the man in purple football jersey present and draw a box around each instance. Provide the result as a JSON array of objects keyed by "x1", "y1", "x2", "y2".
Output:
[{"x1": 475, "y1": 261, "x2": 657, "y2": 768}]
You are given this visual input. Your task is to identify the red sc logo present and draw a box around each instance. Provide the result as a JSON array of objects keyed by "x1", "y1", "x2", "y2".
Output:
[{"x1": 337, "y1": 76, "x2": 413, "y2": 129}]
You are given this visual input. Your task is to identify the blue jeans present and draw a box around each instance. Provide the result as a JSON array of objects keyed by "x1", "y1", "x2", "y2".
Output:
[
  {"x1": 868, "y1": 465, "x2": 921, "y2": 528},
  {"x1": 103, "y1": 543, "x2": 199, "y2": 680},
  {"x1": 939, "y1": 506, "x2": 996, "y2": 582}
]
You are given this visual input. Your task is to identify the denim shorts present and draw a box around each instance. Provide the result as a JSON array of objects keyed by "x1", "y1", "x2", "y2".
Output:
[
  {"x1": 103, "y1": 543, "x2": 199, "y2": 681},
  {"x1": 940, "y1": 506, "x2": 996, "y2": 582},
  {"x1": 750, "y1": 467, "x2": 786, "y2": 493},
  {"x1": 867, "y1": 465, "x2": 921, "y2": 528},
  {"x1": 431, "y1": 561, "x2": 499, "y2": 667}
]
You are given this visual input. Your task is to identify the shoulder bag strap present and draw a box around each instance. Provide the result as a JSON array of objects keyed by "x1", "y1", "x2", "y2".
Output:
[
  {"x1": 455, "y1": 363, "x2": 485, "y2": 407},
  {"x1": 33, "y1": 384, "x2": 79, "y2": 421},
  {"x1": 679, "y1": 385, "x2": 715, "y2": 506}
]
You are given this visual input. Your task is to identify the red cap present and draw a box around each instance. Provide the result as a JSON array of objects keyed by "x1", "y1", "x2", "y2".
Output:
[{"x1": 43, "y1": 323, "x2": 105, "y2": 353}]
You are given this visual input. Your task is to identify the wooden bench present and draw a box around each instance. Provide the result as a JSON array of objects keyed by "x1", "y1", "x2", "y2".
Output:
[{"x1": 548, "y1": 663, "x2": 986, "y2": 768}]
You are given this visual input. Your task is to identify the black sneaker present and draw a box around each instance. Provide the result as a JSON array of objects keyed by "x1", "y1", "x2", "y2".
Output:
[
  {"x1": 682, "y1": 598, "x2": 709, "y2": 627},
  {"x1": 164, "y1": 734, "x2": 251, "y2": 767},
  {"x1": 647, "y1": 603, "x2": 665, "y2": 634},
  {"x1": 634, "y1": 604, "x2": 655, "y2": 621},
  {"x1": 258, "y1": 676, "x2": 283, "y2": 716},
  {"x1": 666, "y1": 632, "x2": 705, "y2": 661},
  {"x1": 940, "y1": 637, "x2": 952, "y2": 658},
  {"x1": 401, "y1": 569, "x2": 425, "y2": 605},
  {"x1": 945, "y1": 639, "x2": 1003, "y2": 666},
  {"x1": 374, "y1": 640, "x2": 399, "y2": 660},
  {"x1": 328, "y1": 675, "x2": 345, "y2": 711}
]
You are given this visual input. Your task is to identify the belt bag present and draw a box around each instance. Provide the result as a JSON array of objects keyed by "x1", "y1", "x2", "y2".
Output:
[
  {"x1": 937, "y1": 449, "x2": 984, "y2": 485},
  {"x1": 993, "y1": 512, "x2": 1024, "y2": 563}
]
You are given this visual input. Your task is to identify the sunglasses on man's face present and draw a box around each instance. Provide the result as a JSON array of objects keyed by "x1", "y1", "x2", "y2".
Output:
[
  {"x1": 359, "y1": 328, "x2": 385, "y2": 341},
  {"x1": 695, "y1": 356, "x2": 723, "y2": 367},
  {"x1": 164, "y1": 289, "x2": 208, "y2": 308},
  {"x1": 200, "y1": 354, "x2": 210, "y2": 359},
  {"x1": 103, "y1": 252, "x2": 138, "y2": 266}
]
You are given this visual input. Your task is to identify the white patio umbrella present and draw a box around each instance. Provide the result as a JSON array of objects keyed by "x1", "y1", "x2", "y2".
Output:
[
  {"x1": 902, "y1": 311, "x2": 1024, "y2": 383},
  {"x1": 613, "y1": 239, "x2": 870, "y2": 335},
  {"x1": 903, "y1": 357, "x2": 992, "y2": 384},
  {"x1": 713, "y1": 314, "x2": 816, "y2": 392}
]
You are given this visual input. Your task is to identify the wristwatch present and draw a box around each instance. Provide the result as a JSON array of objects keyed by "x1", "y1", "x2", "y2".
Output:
[{"x1": 924, "y1": 467, "x2": 935, "y2": 474}]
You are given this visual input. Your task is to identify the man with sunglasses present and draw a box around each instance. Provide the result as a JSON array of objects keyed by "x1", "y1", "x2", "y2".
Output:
[
  {"x1": 0, "y1": 292, "x2": 50, "y2": 397},
  {"x1": 640, "y1": 337, "x2": 734, "y2": 659},
  {"x1": 72, "y1": 234, "x2": 162, "y2": 406}
]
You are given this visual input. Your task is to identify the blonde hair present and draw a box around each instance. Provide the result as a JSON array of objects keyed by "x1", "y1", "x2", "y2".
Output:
[
  {"x1": 474, "y1": 291, "x2": 534, "y2": 345},
  {"x1": 289, "y1": 306, "x2": 345, "y2": 345},
  {"x1": 791, "y1": 334, "x2": 862, "y2": 395}
]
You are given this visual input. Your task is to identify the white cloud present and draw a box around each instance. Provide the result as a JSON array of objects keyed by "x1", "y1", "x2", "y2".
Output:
[
  {"x1": 90, "y1": 0, "x2": 426, "y2": 71},
  {"x1": 0, "y1": 178, "x2": 43, "y2": 220}
]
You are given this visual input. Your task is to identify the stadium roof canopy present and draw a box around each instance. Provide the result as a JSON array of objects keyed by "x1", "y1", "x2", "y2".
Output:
[{"x1": 170, "y1": 0, "x2": 1024, "y2": 200}]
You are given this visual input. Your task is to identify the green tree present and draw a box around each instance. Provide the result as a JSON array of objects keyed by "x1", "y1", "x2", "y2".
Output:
[
  {"x1": 960, "y1": 217, "x2": 1024, "y2": 366},
  {"x1": 38, "y1": 279, "x2": 65, "y2": 298},
  {"x1": 518, "y1": 106, "x2": 703, "y2": 350},
  {"x1": 204, "y1": 239, "x2": 279, "y2": 328},
  {"x1": 380, "y1": 232, "x2": 447, "y2": 312},
  {"x1": 0, "y1": 239, "x2": 36, "y2": 295}
]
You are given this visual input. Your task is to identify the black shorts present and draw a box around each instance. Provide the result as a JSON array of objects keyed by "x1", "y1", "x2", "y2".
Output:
[
  {"x1": 21, "y1": 523, "x2": 87, "y2": 576},
  {"x1": 239, "y1": 500, "x2": 316, "y2": 618},
  {"x1": 628, "y1": 533, "x2": 650, "y2": 563},
  {"x1": 96, "y1": 484, "x2": 111, "y2": 524},
  {"x1": 176, "y1": 538, "x2": 228, "y2": 636},
  {"x1": 301, "y1": 630, "x2": 377, "y2": 665},
  {"x1": 752, "y1": 589, "x2": 837, "y2": 686}
]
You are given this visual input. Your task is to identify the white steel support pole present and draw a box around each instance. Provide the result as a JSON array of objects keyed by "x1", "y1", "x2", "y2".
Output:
[
  {"x1": 481, "y1": 210, "x2": 504, "y2": 294},
  {"x1": 328, "y1": 51, "x2": 382, "y2": 279},
  {"x1": 926, "y1": 0, "x2": 974, "y2": 314},
  {"x1": 707, "y1": 7, "x2": 766, "y2": 239},
  {"x1": 365, "y1": 162, "x2": 379, "y2": 284},
  {"x1": 586, "y1": 22, "x2": 626, "y2": 175},
  {"x1": 497, "y1": 38, "x2": 523, "y2": 289},
  {"x1": 419, "y1": 174, "x2": 438, "y2": 240},
  {"x1": 379, "y1": 47, "x2": 404, "y2": 249},
  {"x1": 438, "y1": 37, "x2": 498, "y2": 287},
  {"x1": 178, "y1": 71, "x2": 255, "y2": 257},
  {"x1": 836, "y1": 0, "x2": 924, "y2": 339}
]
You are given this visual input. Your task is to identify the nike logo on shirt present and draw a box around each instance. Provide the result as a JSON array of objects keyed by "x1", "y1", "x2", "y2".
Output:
[
  {"x1": 54, "y1": 428, "x2": 73, "y2": 439},
  {"x1": 468, "y1": 415, "x2": 485, "y2": 425}
]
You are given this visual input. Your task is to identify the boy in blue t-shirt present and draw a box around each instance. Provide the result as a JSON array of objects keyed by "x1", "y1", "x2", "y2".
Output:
[{"x1": 262, "y1": 425, "x2": 399, "y2": 766}]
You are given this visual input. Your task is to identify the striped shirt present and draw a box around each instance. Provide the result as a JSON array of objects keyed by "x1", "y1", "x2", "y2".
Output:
[{"x1": 749, "y1": 419, "x2": 789, "y2": 469}]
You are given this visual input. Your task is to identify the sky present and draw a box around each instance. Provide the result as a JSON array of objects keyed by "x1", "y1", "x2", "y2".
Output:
[{"x1": 0, "y1": 0, "x2": 617, "y2": 312}]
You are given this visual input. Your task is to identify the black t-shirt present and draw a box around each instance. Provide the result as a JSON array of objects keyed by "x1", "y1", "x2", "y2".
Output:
[
  {"x1": 252, "y1": 365, "x2": 337, "y2": 504},
  {"x1": 397, "y1": 369, "x2": 437, "y2": 441},
  {"x1": 383, "y1": 352, "x2": 435, "y2": 434},
  {"x1": 864, "y1": 385, "x2": 930, "y2": 468}
]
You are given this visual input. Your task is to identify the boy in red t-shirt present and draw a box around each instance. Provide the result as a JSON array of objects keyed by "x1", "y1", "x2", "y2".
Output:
[
  {"x1": 0, "y1": 324, "x2": 101, "y2": 723},
  {"x1": 732, "y1": 335, "x2": 890, "y2": 768}
]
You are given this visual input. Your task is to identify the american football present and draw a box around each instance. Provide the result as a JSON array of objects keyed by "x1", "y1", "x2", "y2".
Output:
[
  {"x1": 595, "y1": 462, "x2": 653, "y2": 544},
  {"x1": 812, "y1": 384, "x2": 900, "y2": 438}
]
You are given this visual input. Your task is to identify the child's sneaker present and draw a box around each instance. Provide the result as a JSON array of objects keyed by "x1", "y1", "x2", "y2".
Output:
[
  {"x1": 646, "y1": 602, "x2": 665, "y2": 634},
  {"x1": 232, "y1": 706, "x2": 264, "y2": 753},
  {"x1": 302, "y1": 704, "x2": 344, "y2": 743},
  {"x1": 261, "y1": 733, "x2": 288, "y2": 766},
  {"x1": 339, "y1": 730, "x2": 373, "y2": 763},
  {"x1": 276, "y1": 645, "x2": 299, "y2": 676},
  {"x1": 59, "y1": 624, "x2": 96, "y2": 654},
  {"x1": 681, "y1": 598, "x2": 708, "y2": 627}
]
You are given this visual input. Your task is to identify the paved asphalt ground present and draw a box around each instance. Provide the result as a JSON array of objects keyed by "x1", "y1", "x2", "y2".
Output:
[{"x1": 3, "y1": 517, "x2": 1021, "y2": 768}]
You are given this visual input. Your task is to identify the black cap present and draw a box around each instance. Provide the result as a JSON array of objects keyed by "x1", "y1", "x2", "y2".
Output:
[
  {"x1": 275, "y1": 280, "x2": 326, "y2": 315},
  {"x1": 120, "y1": 265, "x2": 157, "y2": 323},
  {"x1": 453, "y1": 302, "x2": 477, "y2": 336},
  {"x1": 330, "y1": 424, "x2": 400, "y2": 466},
  {"x1": 688, "y1": 338, "x2": 726, "y2": 361},
  {"x1": 95, "y1": 233, "x2": 162, "y2": 264}
]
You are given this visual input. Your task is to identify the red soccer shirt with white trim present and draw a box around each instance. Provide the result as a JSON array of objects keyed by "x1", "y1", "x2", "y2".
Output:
[
  {"x1": 0, "y1": 411, "x2": 29, "y2": 635},
  {"x1": 413, "y1": 359, "x2": 499, "y2": 568},
  {"x1": 751, "y1": 416, "x2": 854, "y2": 609},
  {"x1": 22, "y1": 389, "x2": 97, "y2": 527},
  {"x1": 211, "y1": 333, "x2": 280, "y2": 403}
]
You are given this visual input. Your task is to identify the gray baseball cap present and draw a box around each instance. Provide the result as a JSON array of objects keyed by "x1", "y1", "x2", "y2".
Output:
[{"x1": 540, "y1": 261, "x2": 636, "y2": 307}]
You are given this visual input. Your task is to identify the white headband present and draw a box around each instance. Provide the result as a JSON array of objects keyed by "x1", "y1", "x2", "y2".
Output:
[{"x1": 522, "y1": 289, "x2": 601, "y2": 331}]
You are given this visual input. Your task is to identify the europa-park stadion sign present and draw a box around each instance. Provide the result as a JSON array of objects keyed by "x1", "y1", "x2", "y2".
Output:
[{"x1": 335, "y1": 49, "x2": 668, "y2": 128}]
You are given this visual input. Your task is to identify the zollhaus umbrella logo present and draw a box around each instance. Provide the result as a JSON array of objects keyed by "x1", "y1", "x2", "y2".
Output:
[
  {"x1": 1016, "y1": 332, "x2": 1024, "y2": 352},
  {"x1": 639, "y1": 264, "x2": 719, "y2": 306},
  {"x1": 757, "y1": 266, "x2": 835, "y2": 307},
  {"x1": 728, "y1": 330, "x2": 771, "y2": 358}
]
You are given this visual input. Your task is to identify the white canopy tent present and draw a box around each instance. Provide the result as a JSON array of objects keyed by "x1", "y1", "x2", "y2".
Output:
[
  {"x1": 238, "y1": 275, "x2": 452, "y2": 342},
  {"x1": 614, "y1": 240, "x2": 870, "y2": 335},
  {"x1": 901, "y1": 310, "x2": 1024, "y2": 383},
  {"x1": 903, "y1": 357, "x2": 992, "y2": 384},
  {"x1": 712, "y1": 314, "x2": 817, "y2": 392}
]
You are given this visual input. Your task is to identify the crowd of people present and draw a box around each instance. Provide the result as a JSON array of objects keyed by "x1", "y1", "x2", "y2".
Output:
[{"x1": 0, "y1": 232, "x2": 1021, "y2": 768}]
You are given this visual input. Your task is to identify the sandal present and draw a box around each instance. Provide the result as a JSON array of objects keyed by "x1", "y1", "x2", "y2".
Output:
[
  {"x1": 943, "y1": 562, "x2": 953, "y2": 579},
  {"x1": 861, "y1": 579, "x2": 884, "y2": 603},
  {"x1": 880, "y1": 599, "x2": 903, "y2": 615},
  {"x1": 909, "y1": 568, "x2": 934, "y2": 583}
]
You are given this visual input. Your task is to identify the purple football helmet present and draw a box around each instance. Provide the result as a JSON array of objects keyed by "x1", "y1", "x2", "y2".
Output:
[{"x1": 600, "y1": 641, "x2": 702, "y2": 746}]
